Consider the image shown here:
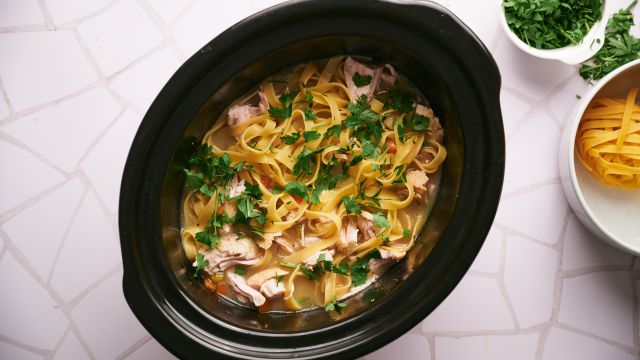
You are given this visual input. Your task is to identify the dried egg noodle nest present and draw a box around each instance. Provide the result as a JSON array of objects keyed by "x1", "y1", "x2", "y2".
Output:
[
  {"x1": 181, "y1": 57, "x2": 447, "y2": 310},
  {"x1": 577, "y1": 87, "x2": 640, "y2": 190}
]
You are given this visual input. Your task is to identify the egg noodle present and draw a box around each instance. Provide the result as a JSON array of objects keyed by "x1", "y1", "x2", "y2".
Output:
[
  {"x1": 577, "y1": 86, "x2": 640, "y2": 190},
  {"x1": 180, "y1": 56, "x2": 446, "y2": 311}
]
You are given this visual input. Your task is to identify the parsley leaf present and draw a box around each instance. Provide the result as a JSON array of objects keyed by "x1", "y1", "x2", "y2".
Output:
[
  {"x1": 193, "y1": 253, "x2": 210, "y2": 279},
  {"x1": 323, "y1": 125, "x2": 342, "y2": 140},
  {"x1": 284, "y1": 181, "x2": 309, "y2": 202},
  {"x1": 184, "y1": 170, "x2": 205, "y2": 189},
  {"x1": 324, "y1": 298, "x2": 348, "y2": 313},
  {"x1": 372, "y1": 212, "x2": 391, "y2": 228},
  {"x1": 234, "y1": 267, "x2": 248, "y2": 275},
  {"x1": 386, "y1": 88, "x2": 415, "y2": 113},
  {"x1": 350, "y1": 250, "x2": 381, "y2": 286},
  {"x1": 303, "y1": 131, "x2": 320, "y2": 142},
  {"x1": 293, "y1": 146, "x2": 326, "y2": 176},
  {"x1": 268, "y1": 92, "x2": 296, "y2": 120},
  {"x1": 342, "y1": 196, "x2": 362, "y2": 214},
  {"x1": 352, "y1": 72, "x2": 372, "y2": 87},
  {"x1": 361, "y1": 139, "x2": 377, "y2": 158},
  {"x1": 403, "y1": 228, "x2": 412, "y2": 239},
  {"x1": 195, "y1": 230, "x2": 219, "y2": 249},
  {"x1": 303, "y1": 107, "x2": 317, "y2": 120},
  {"x1": 281, "y1": 132, "x2": 300, "y2": 145}
]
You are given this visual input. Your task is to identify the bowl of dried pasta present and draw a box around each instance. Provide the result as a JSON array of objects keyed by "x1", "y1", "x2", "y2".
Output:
[{"x1": 560, "y1": 59, "x2": 640, "y2": 255}]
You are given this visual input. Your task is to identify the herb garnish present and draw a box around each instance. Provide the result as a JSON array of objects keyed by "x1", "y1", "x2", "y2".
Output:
[
  {"x1": 503, "y1": 0, "x2": 603, "y2": 49},
  {"x1": 303, "y1": 131, "x2": 320, "y2": 142},
  {"x1": 352, "y1": 72, "x2": 372, "y2": 87},
  {"x1": 194, "y1": 253, "x2": 209, "y2": 279},
  {"x1": 284, "y1": 181, "x2": 310, "y2": 202},
  {"x1": 350, "y1": 250, "x2": 381, "y2": 286},
  {"x1": 269, "y1": 92, "x2": 296, "y2": 120},
  {"x1": 580, "y1": 1, "x2": 640, "y2": 81},
  {"x1": 281, "y1": 132, "x2": 300, "y2": 144},
  {"x1": 324, "y1": 298, "x2": 348, "y2": 313},
  {"x1": 342, "y1": 195, "x2": 362, "y2": 214},
  {"x1": 234, "y1": 267, "x2": 248, "y2": 275}
]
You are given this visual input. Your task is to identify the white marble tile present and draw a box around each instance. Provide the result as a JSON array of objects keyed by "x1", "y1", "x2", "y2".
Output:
[
  {"x1": 80, "y1": 109, "x2": 141, "y2": 214},
  {"x1": 493, "y1": 36, "x2": 575, "y2": 101},
  {"x1": 495, "y1": 184, "x2": 567, "y2": 244},
  {"x1": 0, "y1": 0, "x2": 44, "y2": 27},
  {"x1": 543, "y1": 327, "x2": 636, "y2": 360},
  {"x1": 549, "y1": 75, "x2": 592, "y2": 125},
  {"x1": 49, "y1": 191, "x2": 120, "y2": 301},
  {"x1": 0, "y1": 31, "x2": 98, "y2": 111},
  {"x1": 125, "y1": 339, "x2": 176, "y2": 360},
  {"x1": 2, "y1": 178, "x2": 85, "y2": 280},
  {"x1": 71, "y1": 272, "x2": 148, "y2": 360},
  {"x1": 0, "y1": 95, "x2": 10, "y2": 120},
  {"x1": 446, "y1": 0, "x2": 501, "y2": 49},
  {"x1": 504, "y1": 236, "x2": 558, "y2": 327},
  {"x1": 562, "y1": 214, "x2": 633, "y2": 271},
  {"x1": 503, "y1": 111, "x2": 560, "y2": 192},
  {"x1": 146, "y1": 0, "x2": 190, "y2": 24},
  {"x1": 559, "y1": 272, "x2": 634, "y2": 346},
  {"x1": 77, "y1": 1, "x2": 163, "y2": 76},
  {"x1": 45, "y1": 0, "x2": 112, "y2": 25},
  {"x1": 173, "y1": 0, "x2": 253, "y2": 57},
  {"x1": 1, "y1": 87, "x2": 120, "y2": 172},
  {"x1": 500, "y1": 89, "x2": 530, "y2": 136},
  {"x1": 435, "y1": 333, "x2": 538, "y2": 360},
  {"x1": 52, "y1": 333, "x2": 90, "y2": 360},
  {"x1": 367, "y1": 333, "x2": 430, "y2": 360},
  {"x1": 110, "y1": 47, "x2": 180, "y2": 113},
  {"x1": 470, "y1": 226, "x2": 503, "y2": 273},
  {"x1": 0, "y1": 140, "x2": 64, "y2": 214},
  {"x1": 423, "y1": 275, "x2": 514, "y2": 332},
  {"x1": 0, "y1": 254, "x2": 67, "y2": 349},
  {"x1": 0, "y1": 341, "x2": 43, "y2": 360}
]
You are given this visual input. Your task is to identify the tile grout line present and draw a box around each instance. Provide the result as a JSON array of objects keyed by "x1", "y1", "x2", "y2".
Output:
[
  {"x1": 34, "y1": 0, "x2": 56, "y2": 30},
  {"x1": 115, "y1": 335, "x2": 152, "y2": 360},
  {"x1": 0, "y1": 131, "x2": 73, "y2": 176},
  {"x1": 500, "y1": 178, "x2": 561, "y2": 201},
  {"x1": 0, "y1": 335, "x2": 49, "y2": 357},
  {"x1": 136, "y1": 0, "x2": 188, "y2": 61},
  {"x1": 496, "y1": 232, "x2": 521, "y2": 330},
  {"x1": 44, "y1": 326, "x2": 72, "y2": 360},
  {"x1": 52, "y1": 0, "x2": 121, "y2": 30},
  {"x1": 45, "y1": 187, "x2": 89, "y2": 284}
]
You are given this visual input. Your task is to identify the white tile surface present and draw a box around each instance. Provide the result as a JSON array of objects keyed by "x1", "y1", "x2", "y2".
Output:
[
  {"x1": 543, "y1": 327, "x2": 636, "y2": 360},
  {"x1": 110, "y1": 47, "x2": 180, "y2": 113},
  {"x1": 173, "y1": 0, "x2": 253, "y2": 56},
  {"x1": 2, "y1": 178, "x2": 85, "y2": 279},
  {"x1": 146, "y1": 0, "x2": 190, "y2": 24},
  {"x1": 504, "y1": 236, "x2": 558, "y2": 327},
  {"x1": 562, "y1": 214, "x2": 633, "y2": 271},
  {"x1": 1, "y1": 1, "x2": 638, "y2": 359},
  {"x1": 45, "y1": 0, "x2": 112, "y2": 25},
  {"x1": 71, "y1": 272, "x2": 148, "y2": 360},
  {"x1": 80, "y1": 109, "x2": 141, "y2": 214},
  {"x1": 0, "y1": 254, "x2": 67, "y2": 349},
  {"x1": 49, "y1": 191, "x2": 120, "y2": 301},
  {"x1": 423, "y1": 276, "x2": 514, "y2": 332},
  {"x1": 0, "y1": 140, "x2": 64, "y2": 214},
  {"x1": 368, "y1": 333, "x2": 430, "y2": 360},
  {"x1": 503, "y1": 111, "x2": 560, "y2": 192},
  {"x1": 493, "y1": 36, "x2": 575, "y2": 101},
  {"x1": 52, "y1": 333, "x2": 91, "y2": 360},
  {"x1": 435, "y1": 333, "x2": 538, "y2": 360},
  {"x1": 0, "y1": 0, "x2": 45, "y2": 27},
  {"x1": 559, "y1": 272, "x2": 634, "y2": 346},
  {"x1": 470, "y1": 226, "x2": 503, "y2": 273},
  {"x1": 125, "y1": 339, "x2": 177, "y2": 360},
  {"x1": 77, "y1": 0, "x2": 163, "y2": 76},
  {"x1": 0, "y1": 31, "x2": 98, "y2": 111},
  {"x1": 495, "y1": 184, "x2": 567, "y2": 244},
  {"x1": 0, "y1": 341, "x2": 43, "y2": 360},
  {"x1": 1, "y1": 87, "x2": 121, "y2": 172}
]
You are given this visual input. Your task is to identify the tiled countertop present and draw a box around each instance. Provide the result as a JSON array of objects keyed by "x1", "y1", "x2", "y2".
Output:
[{"x1": 0, "y1": 0, "x2": 638, "y2": 359}]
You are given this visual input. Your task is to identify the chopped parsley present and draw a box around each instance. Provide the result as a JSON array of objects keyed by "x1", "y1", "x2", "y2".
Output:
[
  {"x1": 403, "y1": 228, "x2": 412, "y2": 239},
  {"x1": 268, "y1": 92, "x2": 296, "y2": 120},
  {"x1": 293, "y1": 146, "x2": 327, "y2": 176},
  {"x1": 234, "y1": 267, "x2": 248, "y2": 275},
  {"x1": 503, "y1": 0, "x2": 603, "y2": 49},
  {"x1": 323, "y1": 124, "x2": 342, "y2": 140},
  {"x1": 281, "y1": 262, "x2": 298, "y2": 268},
  {"x1": 193, "y1": 253, "x2": 210, "y2": 279},
  {"x1": 350, "y1": 250, "x2": 381, "y2": 286},
  {"x1": 324, "y1": 298, "x2": 347, "y2": 313},
  {"x1": 372, "y1": 212, "x2": 390, "y2": 228},
  {"x1": 385, "y1": 88, "x2": 415, "y2": 113},
  {"x1": 342, "y1": 196, "x2": 362, "y2": 214},
  {"x1": 303, "y1": 130, "x2": 320, "y2": 142},
  {"x1": 281, "y1": 132, "x2": 300, "y2": 144},
  {"x1": 303, "y1": 107, "x2": 317, "y2": 120},
  {"x1": 284, "y1": 181, "x2": 310, "y2": 202},
  {"x1": 352, "y1": 72, "x2": 372, "y2": 87}
]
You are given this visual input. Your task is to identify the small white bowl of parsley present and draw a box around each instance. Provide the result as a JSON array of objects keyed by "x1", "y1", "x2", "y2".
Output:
[{"x1": 501, "y1": 0, "x2": 611, "y2": 64}]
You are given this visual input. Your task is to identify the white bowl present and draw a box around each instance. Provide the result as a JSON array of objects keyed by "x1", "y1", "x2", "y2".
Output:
[
  {"x1": 500, "y1": 1, "x2": 613, "y2": 65},
  {"x1": 559, "y1": 59, "x2": 640, "y2": 255}
]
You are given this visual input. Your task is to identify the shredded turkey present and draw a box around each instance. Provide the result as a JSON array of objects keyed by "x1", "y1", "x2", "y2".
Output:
[
  {"x1": 196, "y1": 233, "x2": 260, "y2": 273},
  {"x1": 337, "y1": 218, "x2": 359, "y2": 253},
  {"x1": 356, "y1": 211, "x2": 377, "y2": 241},
  {"x1": 304, "y1": 250, "x2": 334, "y2": 268},
  {"x1": 415, "y1": 104, "x2": 443, "y2": 142},
  {"x1": 406, "y1": 169, "x2": 429, "y2": 199},
  {"x1": 226, "y1": 271, "x2": 266, "y2": 306},
  {"x1": 227, "y1": 91, "x2": 269, "y2": 127},
  {"x1": 259, "y1": 278, "x2": 285, "y2": 299},
  {"x1": 343, "y1": 57, "x2": 398, "y2": 100},
  {"x1": 246, "y1": 267, "x2": 289, "y2": 288}
]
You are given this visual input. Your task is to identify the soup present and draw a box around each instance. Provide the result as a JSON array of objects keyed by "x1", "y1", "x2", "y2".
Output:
[{"x1": 180, "y1": 56, "x2": 447, "y2": 313}]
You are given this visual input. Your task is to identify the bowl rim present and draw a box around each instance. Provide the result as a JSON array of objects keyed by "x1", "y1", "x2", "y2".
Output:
[
  {"x1": 566, "y1": 58, "x2": 640, "y2": 255},
  {"x1": 118, "y1": 0, "x2": 505, "y2": 358}
]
